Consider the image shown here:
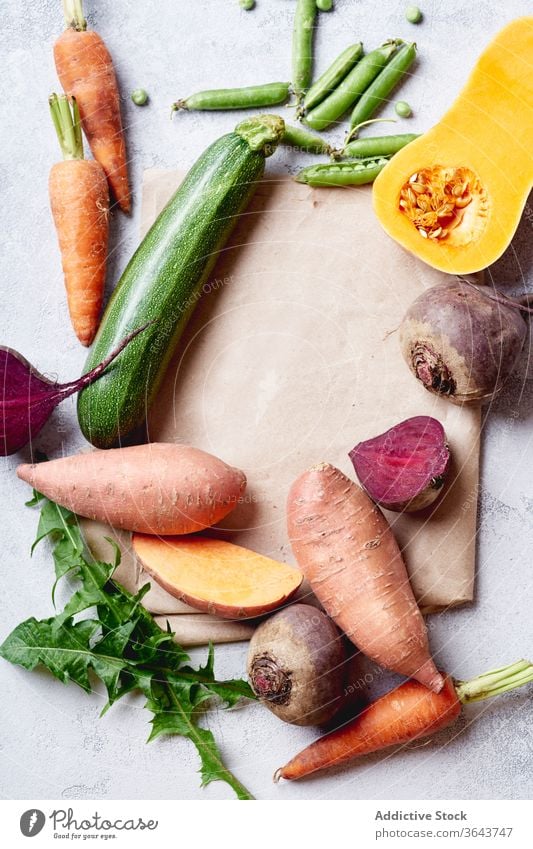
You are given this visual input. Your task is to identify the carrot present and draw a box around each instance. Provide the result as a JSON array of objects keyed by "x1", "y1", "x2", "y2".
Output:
[
  {"x1": 287, "y1": 462, "x2": 443, "y2": 692},
  {"x1": 275, "y1": 660, "x2": 533, "y2": 781},
  {"x1": 16, "y1": 444, "x2": 246, "y2": 535},
  {"x1": 54, "y1": 0, "x2": 130, "y2": 212},
  {"x1": 49, "y1": 94, "x2": 109, "y2": 347}
]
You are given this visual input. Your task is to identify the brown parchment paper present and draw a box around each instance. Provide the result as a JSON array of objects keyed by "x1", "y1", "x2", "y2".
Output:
[{"x1": 88, "y1": 169, "x2": 481, "y2": 621}]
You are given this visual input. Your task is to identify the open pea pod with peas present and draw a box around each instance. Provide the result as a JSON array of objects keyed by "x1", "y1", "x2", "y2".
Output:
[{"x1": 295, "y1": 157, "x2": 391, "y2": 187}]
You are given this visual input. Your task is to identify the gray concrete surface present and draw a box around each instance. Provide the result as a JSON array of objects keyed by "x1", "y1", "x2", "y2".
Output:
[{"x1": 1, "y1": 0, "x2": 532, "y2": 801}]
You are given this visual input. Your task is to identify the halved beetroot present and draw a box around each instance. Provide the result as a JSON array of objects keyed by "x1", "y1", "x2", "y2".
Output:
[{"x1": 349, "y1": 415, "x2": 451, "y2": 512}]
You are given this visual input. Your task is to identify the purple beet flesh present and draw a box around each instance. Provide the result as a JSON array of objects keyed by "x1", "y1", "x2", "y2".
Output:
[{"x1": 349, "y1": 415, "x2": 450, "y2": 512}]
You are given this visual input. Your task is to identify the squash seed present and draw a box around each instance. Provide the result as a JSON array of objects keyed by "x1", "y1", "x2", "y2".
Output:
[{"x1": 398, "y1": 165, "x2": 486, "y2": 242}]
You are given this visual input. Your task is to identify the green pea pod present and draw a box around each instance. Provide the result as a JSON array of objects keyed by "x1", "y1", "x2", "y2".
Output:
[
  {"x1": 342, "y1": 132, "x2": 419, "y2": 158},
  {"x1": 173, "y1": 82, "x2": 291, "y2": 112},
  {"x1": 349, "y1": 42, "x2": 417, "y2": 130},
  {"x1": 304, "y1": 42, "x2": 399, "y2": 131},
  {"x1": 283, "y1": 123, "x2": 333, "y2": 155},
  {"x1": 294, "y1": 157, "x2": 390, "y2": 186},
  {"x1": 302, "y1": 42, "x2": 363, "y2": 113},
  {"x1": 292, "y1": 0, "x2": 318, "y2": 100}
]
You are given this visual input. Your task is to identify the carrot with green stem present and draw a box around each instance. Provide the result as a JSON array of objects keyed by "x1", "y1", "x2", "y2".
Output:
[
  {"x1": 49, "y1": 93, "x2": 109, "y2": 347},
  {"x1": 275, "y1": 660, "x2": 533, "y2": 781},
  {"x1": 54, "y1": 0, "x2": 130, "y2": 212}
]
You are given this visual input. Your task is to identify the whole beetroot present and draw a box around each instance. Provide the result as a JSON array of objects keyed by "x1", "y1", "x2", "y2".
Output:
[
  {"x1": 248, "y1": 604, "x2": 346, "y2": 726},
  {"x1": 400, "y1": 279, "x2": 528, "y2": 404}
]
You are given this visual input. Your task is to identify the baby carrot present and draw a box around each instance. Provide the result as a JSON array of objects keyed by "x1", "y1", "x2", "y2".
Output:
[
  {"x1": 276, "y1": 660, "x2": 533, "y2": 781},
  {"x1": 49, "y1": 94, "x2": 109, "y2": 347},
  {"x1": 54, "y1": 0, "x2": 130, "y2": 212}
]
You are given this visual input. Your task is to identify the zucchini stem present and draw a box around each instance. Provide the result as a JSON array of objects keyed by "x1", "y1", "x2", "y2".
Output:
[
  {"x1": 235, "y1": 114, "x2": 285, "y2": 156},
  {"x1": 456, "y1": 660, "x2": 533, "y2": 704},
  {"x1": 49, "y1": 94, "x2": 84, "y2": 160},
  {"x1": 62, "y1": 0, "x2": 87, "y2": 31}
]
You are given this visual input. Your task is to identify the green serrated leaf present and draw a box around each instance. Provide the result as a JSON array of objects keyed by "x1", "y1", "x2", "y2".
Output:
[
  {"x1": 92, "y1": 620, "x2": 138, "y2": 704},
  {"x1": 0, "y1": 496, "x2": 255, "y2": 800},
  {"x1": 25, "y1": 488, "x2": 44, "y2": 508},
  {"x1": 32, "y1": 500, "x2": 84, "y2": 560},
  {"x1": 0, "y1": 617, "x2": 100, "y2": 691},
  {"x1": 148, "y1": 679, "x2": 254, "y2": 800},
  {"x1": 53, "y1": 558, "x2": 115, "y2": 630},
  {"x1": 103, "y1": 536, "x2": 122, "y2": 570}
]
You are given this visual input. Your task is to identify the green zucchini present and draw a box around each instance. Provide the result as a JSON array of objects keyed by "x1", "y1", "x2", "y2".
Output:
[{"x1": 77, "y1": 114, "x2": 285, "y2": 448}]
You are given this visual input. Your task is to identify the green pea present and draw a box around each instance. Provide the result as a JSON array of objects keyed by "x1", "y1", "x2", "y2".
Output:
[
  {"x1": 172, "y1": 82, "x2": 291, "y2": 112},
  {"x1": 294, "y1": 157, "x2": 390, "y2": 187},
  {"x1": 302, "y1": 42, "x2": 363, "y2": 114},
  {"x1": 316, "y1": 0, "x2": 333, "y2": 10},
  {"x1": 395, "y1": 100, "x2": 412, "y2": 117},
  {"x1": 405, "y1": 5, "x2": 423, "y2": 23},
  {"x1": 239, "y1": 0, "x2": 255, "y2": 9},
  {"x1": 342, "y1": 132, "x2": 419, "y2": 158},
  {"x1": 292, "y1": 0, "x2": 318, "y2": 101},
  {"x1": 283, "y1": 123, "x2": 333, "y2": 155},
  {"x1": 131, "y1": 88, "x2": 149, "y2": 106},
  {"x1": 349, "y1": 42, "x2": 417, "y2": 130},
  {"x1": 304, "y1": 42, "x2": 399, "y2": 132}
]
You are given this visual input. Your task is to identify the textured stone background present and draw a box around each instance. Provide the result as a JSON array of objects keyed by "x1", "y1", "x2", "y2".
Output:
[{"x1": 1, "y1": 0, "x2": 532, "y2": 801}]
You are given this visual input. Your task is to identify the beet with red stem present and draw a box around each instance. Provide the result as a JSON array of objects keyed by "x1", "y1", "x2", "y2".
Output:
[
  {"x1": 0, "y1": 323, "x2": 152, "y2": 456},
  {"x1": 349, "y1": 416, "x2": 451, "y2": 513},
  {"x1": 400, "y1": 279, "x2": 530, "y2": 405}
]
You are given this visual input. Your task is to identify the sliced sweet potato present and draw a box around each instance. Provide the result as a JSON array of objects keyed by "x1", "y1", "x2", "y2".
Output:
[{"x1": 132, "y1": 535, "x2": 303, "y2": 619}]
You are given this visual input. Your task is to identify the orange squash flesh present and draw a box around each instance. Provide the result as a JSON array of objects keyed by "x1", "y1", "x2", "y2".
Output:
[
  {"x1": 373, "y1": 17, "x2": 533, "y2": 274},
  {"x1": 132, "y1": 534, "x2": 303, "y2": 619}
]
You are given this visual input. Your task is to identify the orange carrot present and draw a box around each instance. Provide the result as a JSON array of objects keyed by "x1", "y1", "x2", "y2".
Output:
[
  {"x1": 287, "y1": 463, "x2": 443, "y2": 691},
  {"x1": 49, "y1": 93, "x2": 109, "y2": 347},
  {"x1": 275, "y1": 660, "x2": 533, "y2": 781},
  {"x1": 54, "y1": 0, "x2": 130, "y2": 212}
]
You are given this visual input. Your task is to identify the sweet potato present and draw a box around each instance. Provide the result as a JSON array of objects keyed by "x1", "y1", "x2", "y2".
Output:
[
  {"x1": 132, "y1": 535, "x2": 303, "y2": 619},
  {"x1": 17, "y1": 444, "x2": 246, "y2": 535},
  {"x1": 287, "y1": 463, "x2": 443, "y2": 692}
]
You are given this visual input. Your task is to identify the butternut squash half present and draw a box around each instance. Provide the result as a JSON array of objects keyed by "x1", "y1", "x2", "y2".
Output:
[{"x1": 373, "y1": 17, "x2": 533, "y2": 274}]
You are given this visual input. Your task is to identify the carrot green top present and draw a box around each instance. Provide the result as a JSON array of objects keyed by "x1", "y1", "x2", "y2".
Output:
[
  {"x1": 62, "y1": 0, "x2": 87, "y2": 31},
  {"x1": 456, "y1": 660, "x2": 533, "y2": 704},
  {"x1": 49, "y1": 94, "x2": 84, "y2": 161}
]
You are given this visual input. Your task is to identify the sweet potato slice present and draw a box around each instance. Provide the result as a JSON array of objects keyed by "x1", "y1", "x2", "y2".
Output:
[{"x1": 132, "y1": 535, "x2": 303, "y2": 619}]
